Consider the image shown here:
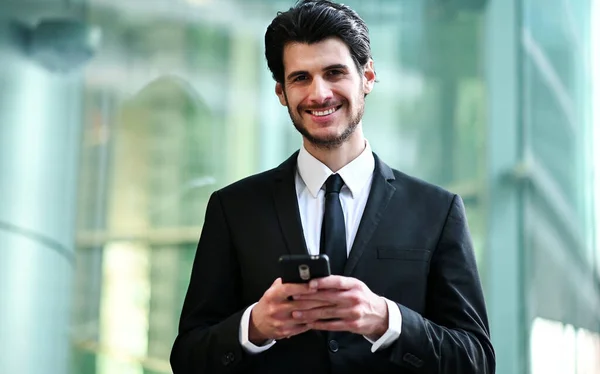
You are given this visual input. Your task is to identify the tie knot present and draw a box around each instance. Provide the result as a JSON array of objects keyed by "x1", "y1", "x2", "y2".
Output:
[{"x1": 325, "y1": 174, "x2": 344, "y2": 194}]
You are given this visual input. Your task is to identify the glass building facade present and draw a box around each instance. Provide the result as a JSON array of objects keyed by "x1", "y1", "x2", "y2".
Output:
[{"x1": 0, "y1": 0, "x2": 599, "y2": 373}]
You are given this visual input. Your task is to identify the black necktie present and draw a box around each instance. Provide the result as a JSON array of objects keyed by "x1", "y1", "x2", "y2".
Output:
[{"x1": 320, "y1": 174, "x2": 347, "y2": 275}]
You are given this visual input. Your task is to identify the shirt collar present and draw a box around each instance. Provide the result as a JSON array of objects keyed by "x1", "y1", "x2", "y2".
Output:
[{"x1": 297, "y1": 140, "x2": 375, "y2": 199}]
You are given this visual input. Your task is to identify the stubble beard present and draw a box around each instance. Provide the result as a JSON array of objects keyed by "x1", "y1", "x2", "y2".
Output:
[{"x1": 284, "y1": 90, "x2": 365, "y2": 150}]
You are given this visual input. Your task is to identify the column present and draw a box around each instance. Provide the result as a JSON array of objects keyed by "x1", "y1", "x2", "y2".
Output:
[
  {"x1": 0, "y1": 17, "x2": 84, "y2": 374},
  {"x1": 484, "y1": 0, "x2": 528, "y2": 374}
]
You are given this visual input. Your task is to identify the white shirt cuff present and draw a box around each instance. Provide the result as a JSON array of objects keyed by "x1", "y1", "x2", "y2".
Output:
[
  {"x1": 363, "y1": 297, "x2": 402, "y2": 352},
  {"x1": 239, "y1": 302, "x2": 276, "y2": 354}
]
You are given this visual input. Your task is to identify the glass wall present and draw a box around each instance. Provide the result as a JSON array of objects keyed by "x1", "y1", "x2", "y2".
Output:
[
  {"x1": 0, "y1": 1, "x2": 598, "y2": 374},
  {"x1": 522, "y1": 0, "x2": 600, "y2": 373}
]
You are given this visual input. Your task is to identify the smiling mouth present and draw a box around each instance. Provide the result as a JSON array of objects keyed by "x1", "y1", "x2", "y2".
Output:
[{"x1": 305, "y1": 105, "x2": 342, "y2": 117}]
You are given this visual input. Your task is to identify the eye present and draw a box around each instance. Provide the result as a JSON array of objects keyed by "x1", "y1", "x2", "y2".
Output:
[
  {"x1": 327, "y1": 69, "x2": 343, "y2": 76},
  {"x1": 293, "y1": 74, "x2": 308, "y2": 82}
]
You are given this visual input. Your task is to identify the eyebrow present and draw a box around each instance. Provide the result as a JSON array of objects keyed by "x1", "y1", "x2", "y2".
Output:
[{"x1": 286, "y1": 64, "x2": 350, "y2": 82}]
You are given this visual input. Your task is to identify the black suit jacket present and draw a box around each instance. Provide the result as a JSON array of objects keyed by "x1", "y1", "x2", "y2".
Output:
[{"x1": 170, "y1": 152, "x2": 495, "y2": 374}]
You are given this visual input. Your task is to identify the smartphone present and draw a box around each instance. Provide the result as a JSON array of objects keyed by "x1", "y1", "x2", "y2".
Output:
[{"x1": 279, "y1": 254, "x2": 331, "y2": 283}]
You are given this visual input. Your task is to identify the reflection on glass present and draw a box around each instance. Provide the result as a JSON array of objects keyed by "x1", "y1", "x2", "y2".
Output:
[{"x1": 530, "y1": 317, "x2": 600, "y2": 374}]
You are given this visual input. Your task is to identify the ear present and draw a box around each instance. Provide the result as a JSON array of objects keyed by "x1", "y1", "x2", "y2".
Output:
[
  {"x1": 275, "y1": 83, "x2": 287, "y2": 106},
  {"x1": 362, "y1": 59, "x2": 376, "y2": 95}
]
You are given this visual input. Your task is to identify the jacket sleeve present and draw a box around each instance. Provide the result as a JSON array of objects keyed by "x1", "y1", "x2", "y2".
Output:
[
  {"x1": 385, "y1": 194, "x2": 496, "y2": 373},
  {"x1": 170, "y1": 191, "x2": 259, "y2": 373}
]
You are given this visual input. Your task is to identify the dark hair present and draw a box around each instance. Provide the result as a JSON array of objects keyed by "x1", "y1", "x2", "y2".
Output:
[{"x1": 264, "y1": 0, "x2": 372, "y2": 84}]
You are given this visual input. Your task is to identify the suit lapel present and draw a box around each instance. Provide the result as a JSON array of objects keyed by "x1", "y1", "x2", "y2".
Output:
[
  {"x1": 272, "y1": 151, "x2": 309, "y2": 256},
  {"x1": 344, "y1": 154, "x2": 396, "y2": 276}
]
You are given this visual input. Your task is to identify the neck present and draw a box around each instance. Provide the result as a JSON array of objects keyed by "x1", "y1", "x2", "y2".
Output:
[{"x1": 303, "y1": 125, "x2": 366, "y2": 172}]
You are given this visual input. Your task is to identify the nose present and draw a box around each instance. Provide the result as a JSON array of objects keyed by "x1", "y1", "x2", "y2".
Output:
[{"x1": 307, "y1": 77, "x2": 333, "y2": 104}]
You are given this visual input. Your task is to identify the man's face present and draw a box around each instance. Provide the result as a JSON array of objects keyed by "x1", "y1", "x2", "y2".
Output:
[{"x1": 275, "y1": 38, "x2": 375, "y2": 149}]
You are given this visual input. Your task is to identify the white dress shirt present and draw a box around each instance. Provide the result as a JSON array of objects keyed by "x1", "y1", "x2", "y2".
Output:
[{"x1": 239, "y1": 140, "x2": 402, "y2": 353}]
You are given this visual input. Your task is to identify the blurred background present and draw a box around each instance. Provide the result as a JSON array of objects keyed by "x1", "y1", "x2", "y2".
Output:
[{"x1": 0, "y1": 0, "x2": 599, "y2": 373}]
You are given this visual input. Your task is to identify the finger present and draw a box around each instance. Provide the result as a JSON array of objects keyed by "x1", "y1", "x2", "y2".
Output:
[
  {"x1": 294, "y1": 290, "x2": 356, "y2": 306},
  {"x1": 272, "y1": 301, "x2": 333, "y2": 322},
  {"x1": 287, "y1": 299, "x2": 336, "y2": 312},
  {"x1": 279, "y1": 283, "x2": 317, "y2": 299},
  {"x1": 294, "y1": 290, "x2": 348, "y2": 301},
  {"x1": 307, "y1": 319, "x2": 351, "y2": 332},
  {"x1": 275, "y1": 323, "x2": 311, "y2": 340},
  {"x1": 266, "y1": 277, "x2": 283, "y2": 298},
  {"x1": 308, "y1": 275, "x2": 357, "y2": 291},
  {"x1": 291, "y1": 306, "x2": 355, "y2": 322},
  {"x1": 268, "y1": 280, "x2": 313, "y2": 301},
  {"x1": 272, "y1": 299, "x2": 333, "y2": 320}
]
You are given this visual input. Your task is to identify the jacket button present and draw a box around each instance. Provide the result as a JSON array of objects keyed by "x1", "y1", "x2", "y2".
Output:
[
  {"x1": 328, "y1": 339, "x2": 339, "y2": 353},
  {"x1": 221, "y1": 352, "x2": 235, "y2": 366}
]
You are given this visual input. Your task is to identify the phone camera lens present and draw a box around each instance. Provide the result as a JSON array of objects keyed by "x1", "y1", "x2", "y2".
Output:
[{"x1": 298, "y1": 264, "x2": 310, "y2": 280}]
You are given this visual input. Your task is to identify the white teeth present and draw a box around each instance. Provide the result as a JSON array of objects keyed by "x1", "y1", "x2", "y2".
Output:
[{"x1": 312, "y1": 107, "x2": 336, "y2": 117}]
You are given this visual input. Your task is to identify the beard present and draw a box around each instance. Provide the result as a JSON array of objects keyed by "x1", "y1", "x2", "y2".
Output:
[{"x1": 284, "y1": 90, "x2": 365, "y2": 150}]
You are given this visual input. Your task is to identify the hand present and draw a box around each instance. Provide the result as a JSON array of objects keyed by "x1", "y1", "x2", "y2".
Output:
[
  {"x1": 249, "y1": 278, "x2": 336, "y2": 344},
  {"x1": 291, "y1": 276, "x2": 389, "y2": 340}
]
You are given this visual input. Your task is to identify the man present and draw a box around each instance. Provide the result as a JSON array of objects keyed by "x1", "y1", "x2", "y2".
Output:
[{"x1": 170, "y1": 1, "x2": 495, "y2": 373}]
